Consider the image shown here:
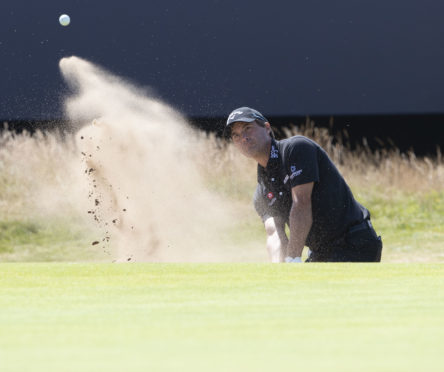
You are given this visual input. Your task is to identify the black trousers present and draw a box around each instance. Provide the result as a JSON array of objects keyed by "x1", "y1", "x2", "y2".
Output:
[{"x1": 307, "y1": 220, "x2": 383, "y2": 262}]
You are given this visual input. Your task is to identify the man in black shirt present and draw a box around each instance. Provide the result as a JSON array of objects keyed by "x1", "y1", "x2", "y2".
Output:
[{"x1": 225, "y1": 107, "x2": 383, "y2": 263}]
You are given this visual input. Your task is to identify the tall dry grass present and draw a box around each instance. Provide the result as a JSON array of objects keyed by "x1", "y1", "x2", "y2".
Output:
[
  {"x1": 1, "y1": 121, "x2": 442, "y2": 263},
  {"x1": 2, "y1": 123, "x2": 442, "y2": 222},
  {"x1": 195, "y1": 123, "x2": 444, "y2": 200},
  {"x1": 285, "y1": 123, "x2": 443, "y2": 194},
  {"x1": 0, "y1": 128, "x2": 88, "y2": 222}
]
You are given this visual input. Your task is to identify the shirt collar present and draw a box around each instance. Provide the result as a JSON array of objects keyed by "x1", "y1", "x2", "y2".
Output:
[{"x1": 257, "y1": 138, "x2": 280, "y2": 180}]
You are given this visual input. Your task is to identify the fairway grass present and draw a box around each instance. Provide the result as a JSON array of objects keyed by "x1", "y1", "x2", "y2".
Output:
[{"x1": 1, "y1": 263, "x2": 443, "y2": 372}]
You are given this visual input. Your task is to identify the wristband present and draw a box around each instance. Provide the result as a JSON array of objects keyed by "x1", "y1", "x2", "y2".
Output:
[{"x1": 285, "y1": 256, "x2": 302, "y2": 263}]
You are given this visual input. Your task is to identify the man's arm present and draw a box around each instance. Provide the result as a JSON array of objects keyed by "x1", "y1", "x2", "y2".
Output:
[
  {"x1": 287, "y1": 182, "x2": 314, "y2": 259},
  {"x1": 264, "y1": 216, "x2": 288, "y2": 262}
]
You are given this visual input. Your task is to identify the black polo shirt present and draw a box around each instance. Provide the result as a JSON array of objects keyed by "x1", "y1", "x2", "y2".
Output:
[{"x1": 253, "y1": 136, "x2": 368, "y2": 252}]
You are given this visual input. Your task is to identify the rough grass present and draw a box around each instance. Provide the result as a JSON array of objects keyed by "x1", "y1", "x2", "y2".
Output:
[
  {"x1": 355, "y1": 189, "x2": 444, "y2": 262},
  {"x1": 0, "y1": 124, "x2": 443, "y2": 262},
  {"x1": 0, "y1": 218, "x2": 105, "y2": 261},
  {"x1": 1, "y1": 263, "x2": 443, "y2": 372}
]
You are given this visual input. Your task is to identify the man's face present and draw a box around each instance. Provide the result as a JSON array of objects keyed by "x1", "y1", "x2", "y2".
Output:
[{"x1": 230, "y1": 121, "x2": 272, "y2": 159}]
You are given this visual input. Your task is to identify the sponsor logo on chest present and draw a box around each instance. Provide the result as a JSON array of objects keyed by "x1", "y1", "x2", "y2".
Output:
[{"x1": 266, "y1": 191, "x2": 277, "y2": 206}]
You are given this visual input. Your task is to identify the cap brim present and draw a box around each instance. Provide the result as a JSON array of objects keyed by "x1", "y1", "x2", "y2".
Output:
[
  {"x1": 224, "y1": 117, "x2": 257, "y2": 139},
  {"x1": 227, "y1": 117, "x2": 257, "y2": 125}
]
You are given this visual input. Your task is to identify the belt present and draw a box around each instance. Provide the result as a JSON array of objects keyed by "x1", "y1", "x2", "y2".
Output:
[{"x1": 348, "y1": 219, "x2": 372, "y2": 234}]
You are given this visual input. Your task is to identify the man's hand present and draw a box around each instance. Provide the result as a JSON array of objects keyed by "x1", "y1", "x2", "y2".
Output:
[{"x1": 264, "y1": 217, "x2": 288, "y2": 262}]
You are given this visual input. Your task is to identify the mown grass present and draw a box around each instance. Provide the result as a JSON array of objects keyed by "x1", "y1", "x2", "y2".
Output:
[{"x1": 0, "y1": 263, "x2": 443, "y2": 372}]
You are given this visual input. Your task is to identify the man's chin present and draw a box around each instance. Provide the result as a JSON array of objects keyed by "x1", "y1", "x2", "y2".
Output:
[{"x1": 242, "y1": 148, "x2": 258, "y2": 158}]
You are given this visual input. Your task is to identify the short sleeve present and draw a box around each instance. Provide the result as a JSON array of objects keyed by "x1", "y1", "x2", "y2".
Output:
[{"x1": 286, "y1": 137, "x2": 320, "y2": 188}]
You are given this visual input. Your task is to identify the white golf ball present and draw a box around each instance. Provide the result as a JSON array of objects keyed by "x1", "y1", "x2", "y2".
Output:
[{"x1": 59, "y1": 14, "x2": 70, "y2": 26}]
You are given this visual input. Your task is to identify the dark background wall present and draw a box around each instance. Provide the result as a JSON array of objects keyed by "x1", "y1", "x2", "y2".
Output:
[
  {"x1": 1, "y1": 0, "x2": 443, "y2": 154},
  {"x1": 2, "y1": 0, "x2": 444, "y2": 119}
]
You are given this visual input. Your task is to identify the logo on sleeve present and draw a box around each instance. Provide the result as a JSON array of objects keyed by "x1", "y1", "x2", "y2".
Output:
[{"x1": 290, "y1": 165, "x2": 303, "y2": 179}]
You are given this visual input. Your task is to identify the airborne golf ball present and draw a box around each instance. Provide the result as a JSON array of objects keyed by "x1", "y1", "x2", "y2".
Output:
[{"x1": 59, "y1": 14, "x2": 70, "y2": 26}]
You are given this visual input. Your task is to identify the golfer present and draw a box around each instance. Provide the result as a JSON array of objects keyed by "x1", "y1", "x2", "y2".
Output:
[{"x1": 225, "y1": 107, "x2": 383, "y2": 263}]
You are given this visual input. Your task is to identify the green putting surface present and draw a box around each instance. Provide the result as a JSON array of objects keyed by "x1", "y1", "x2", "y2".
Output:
[{"x1": 1, "y1": 263, "x2": 443, "y2": 372}]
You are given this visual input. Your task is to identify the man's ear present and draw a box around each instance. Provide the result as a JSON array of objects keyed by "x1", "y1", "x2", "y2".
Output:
[{"x1": 264, "y1": 122, "x2": 271, "y2": 134}]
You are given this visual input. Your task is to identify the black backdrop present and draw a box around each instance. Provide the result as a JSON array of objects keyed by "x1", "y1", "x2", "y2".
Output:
[{"x1": 3, "y1": 114, "x2": 443, "y2": 156}]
